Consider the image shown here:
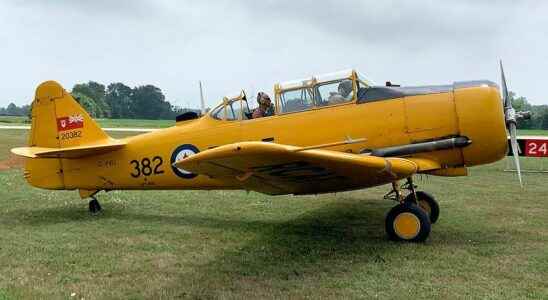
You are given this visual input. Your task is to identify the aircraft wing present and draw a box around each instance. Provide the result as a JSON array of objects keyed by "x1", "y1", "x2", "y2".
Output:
[{"x1": 174, "y1": 141, "x2": 418, "y2": 195}]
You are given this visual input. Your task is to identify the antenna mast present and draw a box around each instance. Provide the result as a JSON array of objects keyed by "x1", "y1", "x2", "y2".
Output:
[{"x1": 199, "y1": 81, "x2": 206, "y2": 115}]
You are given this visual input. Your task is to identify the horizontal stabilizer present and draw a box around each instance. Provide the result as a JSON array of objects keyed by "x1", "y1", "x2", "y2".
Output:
[{"x1": 11, "y1": 139, "x2": 125, "y2": 158}]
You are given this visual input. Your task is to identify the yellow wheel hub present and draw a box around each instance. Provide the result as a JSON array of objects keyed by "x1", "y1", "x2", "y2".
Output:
[
  {"x1": 418, "y1": 200, "x2": 432, "y2": 215},
  {"x1": 393, "y1": 212, "x2": 421, "y2": 239}
]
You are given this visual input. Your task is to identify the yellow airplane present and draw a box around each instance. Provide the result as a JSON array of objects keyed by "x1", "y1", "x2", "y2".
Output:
[{"x1": 11, "y1": 65, "x2": 523, "y2": 242}]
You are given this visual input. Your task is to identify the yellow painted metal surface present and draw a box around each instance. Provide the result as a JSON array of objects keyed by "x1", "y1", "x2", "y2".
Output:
[
  {"x1": 79, "y1": 189, "x2": 99, "y2": 199},
  {"x1": 12, "y1": 140, "x2": 125, "y2": 158},
  {"x1": 405, "y1": 92, "x2": 458, "y2": 135},
  {"x1": 174, "y1": 141, "x2": 418, "y2": 195},
  {"x1": 407, "y1": 158, "x2": 442, "y2": 172},
  {"x1": 418, "y1": 200, "x2": 432, "y2": 215},
  {"x1": 393, "y1": 212, "x2": 421, "y2": 239},
  {"x1": 12, "y1": 76, "x2": 509, "y2": 195},
  {"x1": 454, "y1": 85, "x2": 508, "y2": 166}
]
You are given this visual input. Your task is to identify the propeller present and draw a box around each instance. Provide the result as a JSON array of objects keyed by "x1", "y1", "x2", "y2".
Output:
[{"x1": 500, "y1": 60, "x2": 523, "y2": 187}]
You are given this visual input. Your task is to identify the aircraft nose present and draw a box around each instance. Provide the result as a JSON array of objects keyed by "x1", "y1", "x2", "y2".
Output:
[{"x1": 453, "y1": 83, "x2": 508, "y2": 166}]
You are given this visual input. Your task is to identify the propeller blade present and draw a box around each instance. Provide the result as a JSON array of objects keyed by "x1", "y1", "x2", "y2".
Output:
[
  {"x1": 500, "y1": 60, "x2": 523, "y2": 187},
  {"x1": 508, "y1": 123, "x2": 523, "y2": 188},
  {"x1": 500, "y1": 60, "x2": 510, "y2": 108}
]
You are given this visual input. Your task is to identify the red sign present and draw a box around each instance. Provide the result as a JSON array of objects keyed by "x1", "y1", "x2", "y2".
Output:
[
  {"x1": 525, "y1": 139, "x2": 548, "y2": 157},
  {"x1": 57, "y1": 114, "x2": 84, "y2": 131}
]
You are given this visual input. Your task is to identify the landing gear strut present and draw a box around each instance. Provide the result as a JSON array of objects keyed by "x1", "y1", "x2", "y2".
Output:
[
  {"x1": 89, "y1": 196, "x2": 102, "y2": 214},
  {"x1": 384, "y1": 177, "x2": 439, "y2": 242}
]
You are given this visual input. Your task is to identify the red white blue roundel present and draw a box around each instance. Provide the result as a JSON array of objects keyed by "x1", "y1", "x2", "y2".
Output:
[{"x1": 171, "y1": 144, "x2": 199, "y2": 179}]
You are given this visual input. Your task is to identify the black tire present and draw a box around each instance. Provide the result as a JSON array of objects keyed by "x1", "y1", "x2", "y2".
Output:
[
  {"x1": 89, "y1": 199, "x2": 102, "y2": 214},
  {"x1": 405, "y1": 191, "x2": 440, "y2": 224},
  {"x1": 385, "y1": 202, "x2": 431, "y2": 242}
]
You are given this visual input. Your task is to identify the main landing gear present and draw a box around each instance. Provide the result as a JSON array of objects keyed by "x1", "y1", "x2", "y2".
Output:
[
  {"x1": 383, "y1": 177, "x2": 440, "y2": 242},
  {"x1": 89, "y1": 196, "x2": 102, "y2": 214}
]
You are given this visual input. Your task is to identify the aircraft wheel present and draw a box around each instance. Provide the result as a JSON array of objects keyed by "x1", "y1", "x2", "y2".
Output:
[
  {"x1": 385, "y1": 202, "x2": 431, "y2": 242},
  {"x1": 405, "y1": 191, "x2": 440, "y2": 224},
  {"x1": 89, "y1": 198, "x2": 102, "y2": 214}
]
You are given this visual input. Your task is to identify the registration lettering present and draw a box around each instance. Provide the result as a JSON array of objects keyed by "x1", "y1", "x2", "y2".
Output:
[{"x1": 60, "y1": 130, "x2": 82, "y2": 140}]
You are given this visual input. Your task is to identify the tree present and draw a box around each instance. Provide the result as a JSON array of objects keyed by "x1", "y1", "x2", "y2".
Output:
[
  {"x1": 106, "y1": 83, "x2": 134, "y2": 119},
  {"x1": 509, "y1": 92, "x2": 532, "y2": 111},
  {"x1": 21, "y1": 105, "x2": 31, "y2": 119},
  {"x1": 539, "y1": 107, "x2": 548, "y2": 130},
  {"x1": 130, "y1": 85, "x2": 173, "y2": 119},
  {"x1": 72, "y1": 81, "x2": 110, "y2": 118},
  {"x1": 73, "y1": 93, "x2": 101, "y2": 118},
  {"x1": 510, "y1": 92, "x2": 535, "y2": 129},
  {"x1": 6, "y1": 103, "x2": 20, "y2": 115}
]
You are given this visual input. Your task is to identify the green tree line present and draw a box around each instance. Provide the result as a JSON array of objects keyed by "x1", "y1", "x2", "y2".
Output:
[
  {"x1": 0, "y1": 103, "x2": 31, "y2": 116},
  {"x1": 0, "y1": 81, "x2": 193, "y2": 120},
  {"x1": 71, "y1": 81, "x2": 190, "y2": 119}
]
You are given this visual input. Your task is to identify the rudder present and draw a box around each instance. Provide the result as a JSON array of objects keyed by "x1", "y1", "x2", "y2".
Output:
[
  {"x1": 21, "y1": 81, "x2": 115, "y2": 190},
  {"x1": 29, "y1": 80, "x2": 111, "y2": 148}
]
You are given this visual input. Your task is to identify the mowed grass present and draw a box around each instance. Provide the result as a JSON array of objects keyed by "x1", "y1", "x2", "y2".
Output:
[
  {"x1": 1, "y1": 131, "x2": 548, "y2": 299},
  {"x1": 0, "y1": 116, "x2": 174, "y2": 129},
  {"x1": 0, "y1": 130, "x2": 28, "y2": 160},
  {"x1": 94, "y1": 118, "x2": 174, "y2": 129},
  {"x1": 519, "y1": 129, "x2": 548, "y2": 136},
  {"x1": 0, "y1": 116, "x2": 28, "y2": 125}
]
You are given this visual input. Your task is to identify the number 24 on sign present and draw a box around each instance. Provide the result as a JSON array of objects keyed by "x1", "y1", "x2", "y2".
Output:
[{"x1": 525, "y1": 140, "x2": 548, "y2": 157}]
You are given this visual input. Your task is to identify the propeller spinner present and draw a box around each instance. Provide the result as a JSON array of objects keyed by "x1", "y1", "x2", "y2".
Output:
[{"x1": 500, "y1": 60, "x2": 523, "y2": 187}]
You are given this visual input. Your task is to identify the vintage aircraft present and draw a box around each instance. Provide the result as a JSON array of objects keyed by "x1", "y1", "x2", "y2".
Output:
[{"x1": 11, "y1": 64, "x2": 524, "y2": 242}]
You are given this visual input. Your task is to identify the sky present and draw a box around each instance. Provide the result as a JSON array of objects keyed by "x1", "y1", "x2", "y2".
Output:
[{"x1": 1, "y1": 0, "x2": 547, "y2": 108}]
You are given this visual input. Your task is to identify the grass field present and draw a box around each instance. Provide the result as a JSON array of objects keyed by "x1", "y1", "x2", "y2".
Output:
[
  {"x1": 0, "y1": 116, "x2": 173, "y2": 129},
  {"x1": 1, "y1": 129, "x2": 548, "y2": 299},
  {"x1": 0, "y1": 116, "x2": 28, "y2": 125},
  {"x1": 93, "y1": 118, "x2": 174, "y2": 128},
  {"x1": 519, "y1": 129, "x2": 548, "y2": 136}
]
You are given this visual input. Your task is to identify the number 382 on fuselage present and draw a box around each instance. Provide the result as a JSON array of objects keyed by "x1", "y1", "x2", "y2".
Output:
[{"x1": 12, "y1": 68, "x2": 515, "y2": 242}]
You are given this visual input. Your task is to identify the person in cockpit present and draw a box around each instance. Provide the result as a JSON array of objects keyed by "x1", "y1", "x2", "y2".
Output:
[
  {"x1": 252, "y1": 92, "x2": 274, "y2": 118},
  {"x1": 328, "y1": 80, "x2": 353, "y2": 105}
]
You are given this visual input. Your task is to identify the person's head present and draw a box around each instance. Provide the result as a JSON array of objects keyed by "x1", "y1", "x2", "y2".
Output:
[
  {"x1": 257, "y1": 92, "x2": 271, "y2": 108},
  {"x1": 338, "y1": 80, "x2": 353, "y2": 98}
]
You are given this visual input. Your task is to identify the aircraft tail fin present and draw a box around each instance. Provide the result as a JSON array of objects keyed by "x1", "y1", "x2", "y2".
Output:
[
  {"x1": 10, "y1": 81, "x2": 122, "y2": 190},
  {"x1": 26, "y1": 81, "x2": 113, "y2": 149}
]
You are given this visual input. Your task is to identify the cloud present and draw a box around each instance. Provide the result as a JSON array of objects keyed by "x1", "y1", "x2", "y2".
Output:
[
  {"x1": 6, "y1": 0, "x2": 157, "y2": 18},
  {"x1": 234, "y1": 0, "x2": 515, "y2": 48},
  {"x1": 0, "y1": 0, "x2": 547, "y2": 106}
]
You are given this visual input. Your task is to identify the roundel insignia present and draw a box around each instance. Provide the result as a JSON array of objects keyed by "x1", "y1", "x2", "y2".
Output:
[{"x1": 171, "y1": 144, "x2": 200, "y2": 179}]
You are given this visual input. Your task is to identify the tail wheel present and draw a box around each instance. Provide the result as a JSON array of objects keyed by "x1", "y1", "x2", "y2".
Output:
[
  {"x1": 386, "y1": 202, "x2": 431, "y2": 242},
  {"x1": 405, "y1": 191, "x2": 440, "y2": 224},
  {"x1": 89, "y1": 198, "x2": 102, "y2": 214}
]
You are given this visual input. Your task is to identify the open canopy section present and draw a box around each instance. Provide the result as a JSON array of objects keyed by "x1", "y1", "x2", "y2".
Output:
[{"x1": 209, "y1": 90, "x2": 252, "y2": 121}]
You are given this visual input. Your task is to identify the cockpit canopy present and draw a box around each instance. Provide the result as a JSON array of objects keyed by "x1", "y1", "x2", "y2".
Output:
[
  {"x1": 209, "y1": 69, "x2": 372, "y2": 121},
  {"x1": 210, "y1": 90, "x2": 252, "y2": 121}
]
